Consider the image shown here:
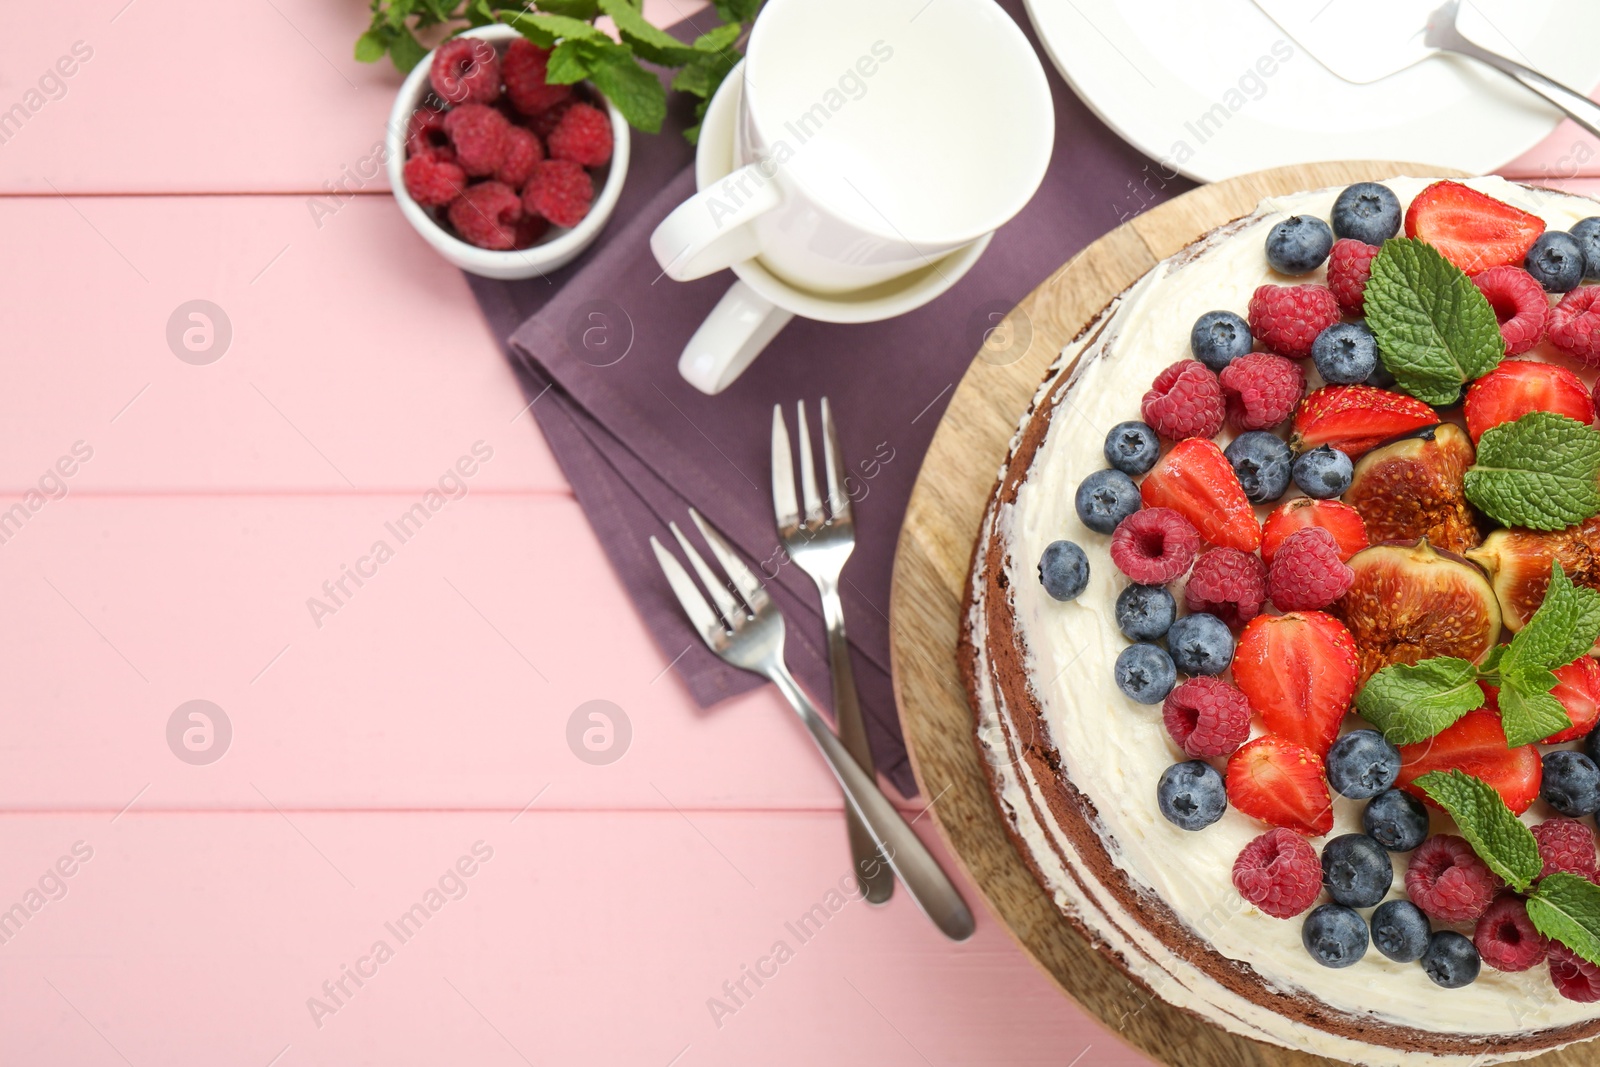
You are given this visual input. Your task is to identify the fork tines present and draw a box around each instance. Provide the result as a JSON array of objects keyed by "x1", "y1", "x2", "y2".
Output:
[
  {"x1": 772, "y1": 398, "x2": 849, "y2": 533},
  {"x1": 649, "y1": 509, "x2": 769, "y2": 640}
]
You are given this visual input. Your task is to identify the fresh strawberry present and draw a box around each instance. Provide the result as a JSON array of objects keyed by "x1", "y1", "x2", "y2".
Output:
[
  {"x1": 1289, "y1": 385, "x2": 1440, "y2": 458},
  {"x1": 1139, "y1": 437, "x2": 1261, "y2": 553},
  {"x1": 1481, "y1": 660, "x2": 1600, "y2": 746},
  {"x1": 1233, "y1": 612, "x2": 1358, "y2": 757},
  {"x1": 1226, "y1": 735, "x2": 1335, "y2": 836},
  {"x1": 1396, "y1": 708, "x2": 1543, "y2": 815},
  {"x1": 1464, "y1": 360, "x2": 1594, "y2": 443},
  {"x1": 1404, "y1": 180, "x2": 1546, "y2": 275},
  {"x1": 1260, "y1": 498, "x2": 1369, "y2": 565}
]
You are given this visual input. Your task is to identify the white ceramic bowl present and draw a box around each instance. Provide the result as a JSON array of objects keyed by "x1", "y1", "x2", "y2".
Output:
[{"x1": 385, "y1": 23, "x2": 630, "y2": 280}]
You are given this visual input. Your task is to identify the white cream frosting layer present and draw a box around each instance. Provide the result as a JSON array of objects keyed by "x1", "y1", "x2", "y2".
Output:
[{"x1": 973, "y1": 176, "x2": 1600, "y2": 1065}]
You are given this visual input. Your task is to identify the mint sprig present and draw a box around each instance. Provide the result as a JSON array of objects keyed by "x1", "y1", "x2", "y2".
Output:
[
  {"x1": 1416, "y1": 770, "x2": 1541, "y2": 890},
  {"x1": 1354, "y1": 563, "x2": 1600, "y2": 747},
  {"x1": 1419, "y1": 771, "x2": 1600, "y2": 966},
  {"x1": 1464, "y1": 411, "x2": 1600, "y2": 530},
  {"x1": 1355, "y1": 657, "x2": 1482, "y2": 744},
  {"x1": 1364, "y1": 238, "x2": 1505, "y2": 406}
]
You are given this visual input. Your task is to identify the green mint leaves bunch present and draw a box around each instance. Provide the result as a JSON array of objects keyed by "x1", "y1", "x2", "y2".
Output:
[
  {"x1": 1357, "y1": 562, "x2": 1600, "y2": 747},
  {"x1": 1361, "y1": 237, "x2": 1600, "y2": 530},
  {"x1": 357, "y1": 0, "x2": 761, "y2": 140},
  {"x1": 1420, "y1": 770, "x2": 1600, "y2": 967}
]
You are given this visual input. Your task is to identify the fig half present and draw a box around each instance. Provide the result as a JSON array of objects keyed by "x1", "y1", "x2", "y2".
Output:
[
  {"x1": 1466, "y1": 516, "x2": 1600, "y2": 634},
  {"x1": 1334, "y1": 539, "x2": 1502, "y2": 683},
  {"x1": 1343, "y1": 423, "x2": 1483, "y2": 554}
]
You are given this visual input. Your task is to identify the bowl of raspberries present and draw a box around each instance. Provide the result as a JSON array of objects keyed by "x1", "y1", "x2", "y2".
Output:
[{"x1": 386, "y1": 24, "x2": 628, "y2": 279}]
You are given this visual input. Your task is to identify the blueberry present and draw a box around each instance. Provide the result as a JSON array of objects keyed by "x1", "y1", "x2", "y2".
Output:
[
  {"x1": 1363, "y1": 788, "x2": 1430, "y2": 852},
  {"x1": 1571, "y1": 217, "x2": 1600, "y2": 280},
  {"x1": 1301, "y1": 903, "x2": 1369, "y2": 968},
  {"x1": 1167, "y1": 613, "x2": 1234, "y2": 676},
  {"x1": 1115, "y1": 584, "x2": 1176, "y2": 641},
  {"x1": 1115, "y1": 643, "x2": 1177, "y2": 704},
  {"x1": 1526, "y1": 231, "x2": 1586, "y2": 293},
  {"x1": 1157, "y1": 760, "x2": 1227, "y2": 831},
  {"x1": 1266, "y1": 215, "x2": 1334, "y2": 275},
  {"x1": 1370, "y1": 899, "x2": 1431, "y2": 963},
  {"x1": 1104, "y1": 420, "x2": 1161, "y2": 475},
  {"x1": 1189, "y1": 311, "x2": 1253, "y2": 372},
  {"x1": 1421, "y1": 930, "x2": 1481, "y2": 989},
  {"x1": 1038, "y1": 540, "x2": 1090, "y2": 601},
  {"x1": 1331, "y1": 182, "x2": 1401, "y2": 245},
  {"x1": 1292, "y1": 445, "x2": 1353, "y2": 499},
  {"x1": 1588, "y1": 723, "x2": 1600, "y2": 765},
  {"x1": 1365, "y1": 357, "x2": 1397, "y2": 389},
  {"x1": 1311, "y1": 322, "x2": 1379, "y2": 386},
  {"x1": 1326, "y1": 729, "x2": 1401, "y2": 799},
  {"x1": 1541, "y1": 750, "x2": 1600, "y2": 816},
  {"x1": 1075, "y1": 469, "x2": 1142, "y2": 535},
  {"x1": 1224, "y1": 431, "x2": 1292, "y2": 504},
  {"x1": 1320, "y1": 833, "x2": 1394, "y2": 908}
]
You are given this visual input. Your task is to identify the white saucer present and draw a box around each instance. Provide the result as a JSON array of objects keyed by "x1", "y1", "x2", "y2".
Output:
[
  {"x1": 1024, "y1": 0, "x2": 1600, "y2": 182},
  {"x1": 694, "y1": 65, "x2": 991, "y2": 326}
]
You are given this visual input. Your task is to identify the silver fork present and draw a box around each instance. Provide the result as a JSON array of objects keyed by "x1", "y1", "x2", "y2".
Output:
[
  {"x1": 650, "y1": 510, "x2": 974, "y2": 941},
  {"x1": 772, "y1": 400, "x2": 893, "y2": 904}
]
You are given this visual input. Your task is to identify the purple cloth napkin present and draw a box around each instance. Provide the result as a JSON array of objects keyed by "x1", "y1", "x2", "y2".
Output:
[{"x1": 467, "y1": 0, "x2": 1192, "y2": 797}]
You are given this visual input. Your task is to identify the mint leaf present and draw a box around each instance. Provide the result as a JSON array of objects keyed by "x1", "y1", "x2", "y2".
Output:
[
  {"x1": 1465, "y1": 412, "x2": 1600, "y2": 530},
  {"x1": 1504, "y1": 561, "x2": 1600, "y2": 673},
  {"x1": 600, "y1": 0, "x2": 700, "y2": 65},
  {"x1": 1529, "y1": 872, "x2": 1600, "y2": 967},
  {"x1": 1415, "y1": 770, "x2": 1542, "y2": 892},
  {"x1": 584, "y1": 44, "x2": 666, "y2": 133},
  {"x1": 1496, "y1": 678, "x2": 1574, "y2": 747},
  {"x1": 546, "y1": 40, "x2": 593, "y2": 84},
  {"x1": 534, "y1": 0, "x2": 601, "y2": 17},
  {"x1": 1354, "y1": 657, "x2": 1483, "y2": 745},
  {"x1": 713, "y1": 0, "x2": 762, "y2": 21},
  {"x1": 387, "y1": 26, "x2": 428, "y2": 72},
  {"x1": 501, "y1": 11, "x2": 607, "y2": 43},
  {"x1": 354, "y1": 29, "x2": 388, "y2": 63},
  {"x1": 1365, "y1": 238, "x2": 1504, "y2": 405}
]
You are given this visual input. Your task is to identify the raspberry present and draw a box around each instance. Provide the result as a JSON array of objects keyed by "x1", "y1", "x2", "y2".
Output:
[
  {"x1": 514, "y1": 214, "x2": 550, "y2": 250},
  {"x1": 494, "y1": 126, "x2": 543, "y2": 190},
  {"x1": 1327, "y1": 239, "x2": 1378, "y2": 316},
  {"x1": 402, "y1": 153, "x2": 467, "y2": 207},
  {"x1": 1550, "y1": 943, "x2": 1600, "y2": 1002},
  {"x1": 522, "y1": 159, "x2": 593, "y2": 229},
  {"x1": 1141, "y1": 360, "x2": 1225, "y2": 441},
  {"x1": 1406, "y1": 834, "x2": 1503, "y2": 922},
  {"x1": 1266, "y1": 526, "x2": 1353, "y2": 612},
  {"x1": 444, "y1": 103, "x2": 512, "y2": 177},
  {"x1": 1532, "y1": 817, "x2": 1599, "y2": 880},
  {"x1": 429, "y1": 37, "x2": 501, "y2": 105},
  {"x1": 528, "y1": 100, "x2": 573, "y2": 140},
  {"x1": 1219, "y1": 352, "x2": 1304, "y2": 431},
  {"x1": 1163, "y1": 676, "x2": 1251, "y2": 758},
  {"x1": 1248, "y1": 284, "x2": 1340, "y2": 359},
  {"x1": 1473, "y1": 893, "x2": 1548, "y2": 972},
  {"x1": 447, "y1": 181, "x2": 523, "y2": 251},
  {"x1": 1184, "y1": 547, "x2": 1267, "y2": 629},
  {"x1": 502, "y1": 37, "x2": 573, "y2": 116},
  {"x1": 547, "y1": 102, "x2": 614, "y2": 168},
  {"x1": 1109, "y1": 507, "x2": 1200, "y2": 585},
  {"x1": 1232, "y1": 828, "x2": 1321, "y2": 919},
  {"x1": 407, "y1": 106, "x2": 451, "y2": 158},
  {"x1": 1548, "y1": 286, "x2": 1600, "y2": 366},
  {"x1": 1473, "y1": 266, "x2": 1548, "y2": 356}
]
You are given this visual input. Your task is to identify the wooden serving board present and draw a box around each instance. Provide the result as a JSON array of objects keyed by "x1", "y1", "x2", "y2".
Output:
[{"x1": 886, "y1": 161, "x2": 1587, "y2": 1067}]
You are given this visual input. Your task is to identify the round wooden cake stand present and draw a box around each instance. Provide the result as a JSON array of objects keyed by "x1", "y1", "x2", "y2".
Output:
[{"x1": 888, "y1": 161, "x2": 1586, "y2": 1066}]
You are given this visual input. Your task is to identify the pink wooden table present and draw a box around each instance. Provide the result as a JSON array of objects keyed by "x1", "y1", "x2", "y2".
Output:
[{"x1": 4, "y1": 2, "x2": 1599, "y2": 1064}]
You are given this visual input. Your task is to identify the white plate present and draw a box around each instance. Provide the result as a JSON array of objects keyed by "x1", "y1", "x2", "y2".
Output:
[{"x1": 1023, "y1": 0, "x2": 1600, "y2": 182}]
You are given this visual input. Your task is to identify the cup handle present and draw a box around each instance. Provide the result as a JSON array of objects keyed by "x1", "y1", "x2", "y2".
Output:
[
  {"x1": 678, "y1": 280, "x2": 795, "y2": 395},
  {"x1": 650, "y1": 163, "x2": 781, "y2": 282}
]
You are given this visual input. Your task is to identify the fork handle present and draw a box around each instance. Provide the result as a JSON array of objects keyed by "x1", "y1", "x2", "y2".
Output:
[
  {"x1": 819, "y1": 585, "x2": 896, "y2": 905},
  {"x1": 1432, "y1": 23, "x2": 1600, "y2": 140},
  {"x1": 768, "y1": 662, "x2": 975, "y2": 941}
]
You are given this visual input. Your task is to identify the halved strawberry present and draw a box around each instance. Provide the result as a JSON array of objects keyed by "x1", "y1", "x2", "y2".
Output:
[
  {"x1": 1140, "y1": 437, "x2": 1261, "y2": 552},
  {"x1": 1260, "y1": 498, "x2": 1369, "y2": 565},
  {"x1": 1464, "y1": 360, "x2": 1595, "y2": 443},
  {"x1": 1233, "y1": 612, "x2": 1358, "y2": 757},
  {"x1": 1226, "y1": 734, "x2": 1335, "y2": 836},
  {"x1": 1404, "y1": 180, "x2": 1546, "y2": 276},
  {"x1": 1289, "y1": 385, "x2": 1440, "y2": 458},
  {"x1": 1396, "y1": 707, "x2": 1542, "y2": 815}
]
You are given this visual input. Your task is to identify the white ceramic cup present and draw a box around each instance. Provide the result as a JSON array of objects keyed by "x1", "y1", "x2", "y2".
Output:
[{"x1": 650, "y1": 0, "x2": 1053, "y2": 394}]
